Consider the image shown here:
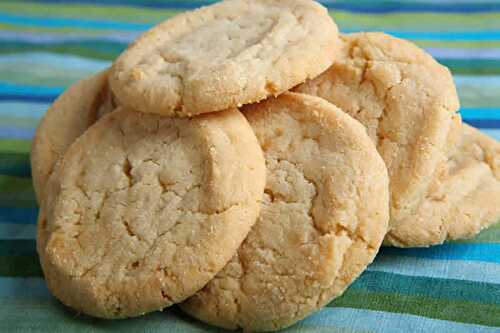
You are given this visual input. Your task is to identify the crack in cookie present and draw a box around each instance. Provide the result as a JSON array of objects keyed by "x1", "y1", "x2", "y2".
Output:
[
  {"x1": 180, "y1": 92, "x2": 389, "y2": 331},
  {"x1": 295, "y1": 32, "x2": 461, "y2": 245},
  {"x1": 40, "y1": 108, "x2": 266, "y2": 319}
]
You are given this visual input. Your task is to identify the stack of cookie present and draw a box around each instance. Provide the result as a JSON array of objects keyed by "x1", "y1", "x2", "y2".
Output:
[{"x1": 31, "y1": 0, "x2": 500, "y2": 331}]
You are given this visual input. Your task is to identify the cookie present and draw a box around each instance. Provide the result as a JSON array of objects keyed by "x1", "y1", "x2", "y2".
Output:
[
  {"x1": 386, "y1": 124, "x2": 500, "y2": 246},
  {"x1": 109, "y1": 0, "x2": 339, "y2": 117},
  {"x1": 181, "y1": 93, "x2": 389, "y2": 331},
  {"x1": 294, "y1": 32, "x2": 460, "y2": 231},
  {"x1": 38, "y1": 108, "x2": 266, "y2": 318},
  {"x1": 31, "y1": 69, "x2": 115, "y2": 203}
]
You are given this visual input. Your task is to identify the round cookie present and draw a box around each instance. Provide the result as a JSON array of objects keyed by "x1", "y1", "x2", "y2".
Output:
[
  {"x1": 294, "y1": 32, "x2": 460, "y2": 237},
  {"x1": 31, "y1": 69, "x2": 115, "y2": 203},
  {"x1": 181, "y1": 93, "x2": 389, "y2": 331},
  {"x1": 386, "y1": 124, "x2": 500, "y2": 246},
  {"x1": 109, "y1": 0, "x2": 339, "y2": 117},
  {"x1": 39, "y1": 108, "x2": 266, "y2": 318}
]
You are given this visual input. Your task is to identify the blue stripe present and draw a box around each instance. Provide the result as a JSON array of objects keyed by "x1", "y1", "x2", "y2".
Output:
[
  {"x1": 343, "y1": 29, "x2": 500, "y2": 41},
  {"x1": 0, "y1": 277, "x2": 49, "y2": 298},
  {"x1": 0, "y1": 31, "x2": 139, "y2": 44},
  {"x1": 427, "y1": 48, "x2": 500, "y2": 60},
  {"x1": 368, "y1": 255, "x2": 500, "y2": 284},
  {"x1": 0, "y1": 223, "x2": 36, "y2": 239},
  {"x1": 0, "y1": 127, "x2": 35, "y2": 139},
  {"x1": 0, "y1": 82, "x2": 63, "y2": 96},
  {"x1": 0, "y1": 13, "x2": 152, "y2": 31},
  {"x1": 300, "y1": 307, "x2": 499, "y2": 333},
  {"x1": 463, "y1": 119, "x2": 500, "y2": 128},
  {"x1": 24, "y1": 1, "x2": 500, "y2": 13},
  {"x1": 460, "y1": 108, "x2": 500, "y2": 120},
  {"x1": 0, "y1": 95, "x2": 56, "y2": 103},
  {"x1": 328, "y1": 2, "x2": 500, "y2": 13},
  {"x1": 482, "y1": 129, "x2": 500, "y2": 140},
  {"x1": 454, "y1": 75, "x2": 500, "y2": 86},
  {"x1": 381, "y1": 243, "x2": 500, "y2": 264},
  {"x1": 0, "y1": 102, "x2": 49, "y2": 119},
  {"x1": 1, "y1": 11, "x2": 500, "y2": 41},
  {"x1": 0, "y1": 53, "x2": 110, "y2": 72},
  {"x1": 0, "y1": 208, "x2": 38, "y2": 225}
]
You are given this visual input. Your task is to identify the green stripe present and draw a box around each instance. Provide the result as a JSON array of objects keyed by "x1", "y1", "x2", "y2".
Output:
[
  {"x1": 441, "y1": 59, "x2": 500, "y2": 75},
  {"x1": 415, "y1": 40, "x2": 500, "y2": 49},
  {"x1": 0, "y1": 41, "x2": 125, "y2": 62},
  {"x1": 458, "y1": 85, "x2": 500, "y2": 108},
  {"x1": 0, "y1": 255, "x2": 41, "y2": 277},
  {"x1": 0, "y1": 139, "x2": 31, "y2": 153},
  {"x1": 333, "y1": 12, "x2": 500, "y2": 32},
  {"x1": 0, "y1": 299, "x2": 228, "y2": 333},
  {"x1": 353, "y1": 271, "x2": 500, "y2": 305},
  {"x1": 453, "y1": 223, "x2": 500, "y2": 243},
  {"x1": 0, "y1": 115, "x2": 39, "y2": 128},
  {"x1": 0, "y1": 175, "x2": 36, "y2": 208},
  {"x1": 0, "y1": 57, "x2": 106, "y2": 87},
  {"x1": 0, "y1": 175, "x2": 34, "y2": 193},
  {"x1": 331, "y1": 290, "x2": 500, "y2": 327},
  {"x1": 0, "y1": 239, "x2": 36, "y2": 256},
  {"x1": 3, "y1": 240, "x2": 500, "y2": 306},
  {"x1": 0, "y1": 1, "x2": 177, "y2": 24},
  {"x1": 0, "y1": 152, "x2": 31, "y2": 178},
  {"x1": 0, "y1": 22, "x2": 118, "y2": 34}
]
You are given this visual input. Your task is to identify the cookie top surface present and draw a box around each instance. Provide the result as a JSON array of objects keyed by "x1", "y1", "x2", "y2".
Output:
[
  {"x1": 295, "y1": 32, "x2": 460, "y2": 225},
  {"x1": 181, "y1": 93, "x2": 389, "y2": 331},
  {"x1": 39, "y1": 108, "x2": 266, "y2": 318},
  {"x1": 386, "y1": 124, "x2": 500, "y2": 247},
  {"x1": 109, "y1": 0, "x2": 339, "y2": 116},
  {"x1": 31, "y1": 69, "x2": 115, "y2": 203}
]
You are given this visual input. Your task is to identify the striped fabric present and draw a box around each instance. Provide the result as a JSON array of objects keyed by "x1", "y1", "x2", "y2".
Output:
[{"x1": 1, "y1": 1, "x2": 499, "y2": 332}]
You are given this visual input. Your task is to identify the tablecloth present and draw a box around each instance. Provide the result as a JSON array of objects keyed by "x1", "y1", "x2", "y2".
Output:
[{"x1": 0, "y1": 1, "x2": 499, "y2": 332}]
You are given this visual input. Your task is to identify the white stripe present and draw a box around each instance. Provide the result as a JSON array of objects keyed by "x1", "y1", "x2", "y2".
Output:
[
  {"x1": 427, "y1": 48, "x2": 500, "y2": 60},
  {"x1": 454, "y1": 75, "x2": 500, "y2": 86},
  {"x1": 367, "y1": 255, "x2": 500, "y2": 284},
  {"x1": 482, "y1": 129, "x2": 500, "y2": 140},
  {"x1": 0, "y1": 102, "x2": 49, "y2": 118},
  {"x1": 0, "y1": 30, "x2": 137, "y2": 43},
  {"x1": 301, "y1": 307, "x2": 498, "y2": 333},
  {"x1": 0, "y1": 52, "x2": 110, "y2": 71}
]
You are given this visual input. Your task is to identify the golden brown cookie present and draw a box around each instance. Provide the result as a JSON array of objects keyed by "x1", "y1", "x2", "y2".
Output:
[
  {"x1": 31, "y1": 69, "x2": 115, "y2": 203},
  {"x1": 110, "y1": 0, "x2": 339, "y2": 116},
  {"x1": 38, "y1": 108, "x2": 266, "y2": 318},
  {"x1": 295, "y1": 32, "x2": 460, "y2": 244},
  {"x1": 181, "y1": 93, "x2": 389, "y2": 331},
  {"x1": 386, "y1": 124, "x2": 500, "y2": 246}
]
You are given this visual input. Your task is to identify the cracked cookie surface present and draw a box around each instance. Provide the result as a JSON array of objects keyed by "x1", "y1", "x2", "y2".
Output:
[
  {"x1": 180, "y1": 93, "x2": 389, "y2": 331},
  {"x1": 31, "y1": 69, "x2": 115, "y2": 203},
  {"x1": 39, "y1": 108, "x2": 266, "y2": 318},
  {"x1": 386, "y1": 124, "x2": 500, "y2": 246},
  {"x1": 109, "y1": 0, "x2": 339, "y2": 117},
  {"x1": 294, "y1": 32, "x2": 460, "y2": 239}
]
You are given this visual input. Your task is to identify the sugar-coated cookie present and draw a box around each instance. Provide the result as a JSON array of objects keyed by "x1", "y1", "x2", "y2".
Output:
[
  {"x1": 181, "y1": 93, "x2": 389, "y2": 331},
  {"x1": 295, "y1": 32, "x2": 460, "y2": 243},
  {"x1": 38, "y1": 108, "x2": 266, "y2": 318},
  {"x1": 386, "y1": 124, "x2": 500, "y2": 246},
  {"x1": 31, "y1": 69, "x2": 115, "y2": 202},
  {"x1": 110, "y1": 0, "x2": 339, "y2": 116}
]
